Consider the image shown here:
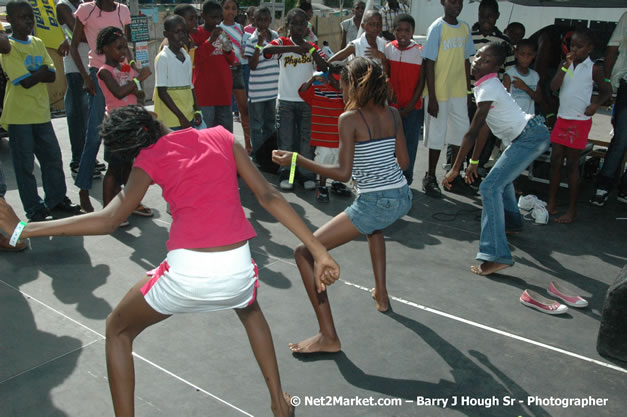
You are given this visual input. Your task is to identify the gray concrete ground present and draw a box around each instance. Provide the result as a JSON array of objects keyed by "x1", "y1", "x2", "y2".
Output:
[{"x1": 1, "y1": 113, "x2": 626, "y2": 417}]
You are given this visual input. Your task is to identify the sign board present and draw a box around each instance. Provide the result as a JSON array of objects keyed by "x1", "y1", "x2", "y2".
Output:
[
  {"x1": 135, "y1": 41, "x2": 149, "y2": 67},
  {"x1": 129, "y1": 15, "x2": 150, "y2": 43}
]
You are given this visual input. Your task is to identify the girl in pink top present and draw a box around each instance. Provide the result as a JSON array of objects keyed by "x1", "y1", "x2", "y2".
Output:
[
  {"x1": 0, "y1": 105, "x2": 340, "y2": 417},
  {"x1": 96, "y1": 27, "x2": 152, "y2": 217}
]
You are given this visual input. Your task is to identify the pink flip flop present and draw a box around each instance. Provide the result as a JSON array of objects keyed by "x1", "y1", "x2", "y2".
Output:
[
  {"x1": 548, "y1": 281, "x2": 588, "y2": 308},
  {"x1": 520, "y1": 290, "x2": 568, "y2": 315}
]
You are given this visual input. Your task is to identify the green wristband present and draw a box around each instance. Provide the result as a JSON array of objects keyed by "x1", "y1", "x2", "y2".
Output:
[
  {"x1": 289, "y1": 152, "x2": 298, "y2": 184},
  {"x1": 469, "y1": 159, "x2": 479, "y2": 165},
  {"x1": 604, "y1": 78, "x2": 611, "y2": 83},
  {"x1": 308, "y1": 46, "x2": 316, "y2": 55}
]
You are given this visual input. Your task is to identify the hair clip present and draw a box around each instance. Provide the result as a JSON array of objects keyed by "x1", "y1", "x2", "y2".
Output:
[{"x1": 143, "y1": 126, "x2": 148, "y2": 132}]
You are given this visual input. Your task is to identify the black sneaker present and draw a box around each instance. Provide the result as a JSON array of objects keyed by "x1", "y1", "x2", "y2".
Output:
[
  {"x1": 589, "y1": 189, "x2": 609, "y2": 207},
  {"x1": 71, "y1": 166, "x2": 102, "y2": 179},
  {"x1": 422, "y1": 173, "x2": 442, "y2": 198},
  {"x1": 29, "y1": 207, "x2": 54, "y2": 222},
  {"x1": 330, "y1": 181, "x2": 352, "y2": 196},
  {"x1": 52, "y1": 197, "x2": 82, "y2": 215},
  {"x1": 316, "y1": 186, "x2": 330, "y2": 203},
  {"x1": 447, "y1": 175, "x2": 478, "y2": 196},
  {"x1": 94, "y1": 160, "x2": 106, "y2": 171}
]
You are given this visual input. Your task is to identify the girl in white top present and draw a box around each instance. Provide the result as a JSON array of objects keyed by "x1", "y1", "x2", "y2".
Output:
[
  {"x1": 443, "y1": 42, "x2": 550, "y2": 276},
  {"x1": 547, "y1": 29, "x2": 612, "y2": 224}
]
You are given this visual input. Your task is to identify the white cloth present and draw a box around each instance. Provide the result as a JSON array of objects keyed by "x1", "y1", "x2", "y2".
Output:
[
  {"x1": 143, "y1": 243, "x2": 258, "y2": 315},
  {"x1": 423, "y1": 96, "x2": 469, "y2": 150},
  {"x1": 608, "y1": 11, "x2": 627, "y2": 92},
  {"x1": 315, "y1": 146, "x2": 339, "y2": 166},
  {"x1": 557, "y1": 57, "x2": 594, "y2": 121},
  {"x1": 350, "y1": 32, "x2": 386, "y2": 64},
  {"x1": 505, "y1": 66, "x2": 539, "y2": 115},
  {"x1": 474, "y1": 74, "x2": 533, "y2": 146},
  {"x1": 57, "y1": 0, "x2": 89, "y2": 74},
  {"x1": 154, "y1": 47, "x2": 193, "y2": 88}
]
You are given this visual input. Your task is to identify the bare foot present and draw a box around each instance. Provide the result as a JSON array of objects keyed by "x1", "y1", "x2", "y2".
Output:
[
  {"x1": 79, "y1": 190, "x2": 94, "y2": 213},
  {"x1": 370, "y1": 288, "x2": 390, "y2": 312},
  {"x1": 471, "y1": 262, "x2": 511, "y2": 276},
  {"x1": 288, "y1": 332, "x2": 340, "y2": 354},
  {"x1": 555, "y1": 211, "x2": 576, "y2": 224},
  {"x1": 546, "y1": 202, "x2": 558, "y2": 215},
  {"x1": 271, "y1": 392, "x2": 294, "y2": 417}
]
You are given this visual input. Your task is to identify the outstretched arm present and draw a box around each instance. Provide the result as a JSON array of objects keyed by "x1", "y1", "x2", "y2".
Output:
[
  {"x1": 233, "y1": 143, "x2": 340, "y2": 292},
  {"x1": 0, "y1": 168, "x2": 151, "y2": 239}
]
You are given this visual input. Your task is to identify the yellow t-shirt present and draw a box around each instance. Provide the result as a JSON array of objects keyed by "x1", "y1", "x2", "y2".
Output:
[
  {"x1": 0, "y1": 36, "x2": 54, "y2": 128},
  {"x1": 423, "y1": 18, "x2": 475, "y2": 102}
]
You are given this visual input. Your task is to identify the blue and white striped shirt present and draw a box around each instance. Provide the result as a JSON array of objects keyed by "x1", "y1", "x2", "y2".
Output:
[
  {"x1": 352, "y1": 136, "x2": 407, "y2": 193},
  {"x1": 244, "y1": 29, "x2": 280, "y2": 103}
]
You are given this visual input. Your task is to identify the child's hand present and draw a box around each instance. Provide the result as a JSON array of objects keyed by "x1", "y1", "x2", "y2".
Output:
[
  {"x1": 134, "y1": 89, "x2": 146, "y2": 102},
  {"x1": 0, "y1": 198, "x2": 20, "y2": 237},
  {"x1": 179, "y1": 116, "x2": 192, "y2": 129},
  {"x1": 312, "y1": 74, "x2": 328, "y2": 84},
  {"x1": 271, "y1": 150, "x2": 293, "y2": 166},
  {"x1": 257, "y1": 31, "x2": 267, "y2": 46},
  {"x1": 465, "y1": 164, "x2": 479, "y2": 184},
  {"x1": 83, "y1": 75, "x2": 97, "y2": 96},
  {"x1": 399, "y1": 106, "x2": 411, "y2": 119},
  {"x1": 57, "y1": 39, "x2": 70, "y2": 56},
  {"x1": 210, "y1": 27, "x2": 223, "y2": 43},
  {"x1": 137, "y1": 66, "x2": 152, "y2": 82},
  {"x1": 584, "y1": 103, "x2": 599, "y2": 117},
  {"x1": 512, "y1": 76, "x2": 529, "y2": 91},
  {"x1": 427, "y1": 97, "x2": 439, "y2": 118},
  {"x1": 313, "y1": 252, "x2": 340, "y2": 293},
  {"x1": 245, "y1": 138, "x2": 252, "y2": 154},
  {"x1": 563, "y1": 53, "x2": 573, "y2": 69},
  {"x1": 365, "y1": 47, "x2": 384, "y2": 61},
  {"x1": 442, "y1": 168, "x2": 459, "y2": 190}
]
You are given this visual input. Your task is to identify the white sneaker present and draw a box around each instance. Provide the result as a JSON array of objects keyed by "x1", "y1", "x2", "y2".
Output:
[
  {"x1": 518, "y1": 194, "x2": 545, "y2": 211},
  {"x1": 302, "y1": 180, "x2": 316, "y2": 190},
  {"x1": 531, "y1": 202, "x2": 549, "y2": 224},
  {"x1": 280, "y1": 179, "x2": 293, "y2": 190}
]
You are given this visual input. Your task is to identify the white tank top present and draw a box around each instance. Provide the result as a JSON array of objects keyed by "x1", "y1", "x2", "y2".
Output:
[
  {"x1": 557, "y1": 57, "x2": 594, "y2": 121},
  {"x1": 58, "y1": 0, "x2": 90, "y2": 74}
]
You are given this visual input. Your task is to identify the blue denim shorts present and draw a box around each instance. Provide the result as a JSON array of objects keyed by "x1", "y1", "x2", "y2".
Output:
[{"x1": 345, "y1": 184, "x2": 412, "y2": 235}]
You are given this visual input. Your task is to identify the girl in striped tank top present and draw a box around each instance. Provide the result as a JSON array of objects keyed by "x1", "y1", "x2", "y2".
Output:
[{"x1": 273, "y1": 57, "x2": 412, "y2": 354}]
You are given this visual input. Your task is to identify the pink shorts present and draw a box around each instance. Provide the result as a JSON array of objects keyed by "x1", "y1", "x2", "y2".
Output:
[{"x1": 550, "y1": 117, "x2": 592, "y2": 150}]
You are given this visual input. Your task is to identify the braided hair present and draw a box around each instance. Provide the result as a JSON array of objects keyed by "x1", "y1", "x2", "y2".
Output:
[
  {"x1": 341, "y1": 57, "x2": 389, "y2": 111},
  {"x1": 96, "y1": 26, "x2": 124, "y2": 55},
  {"x1": 100, "y1": 106, "x2": 163, "y2": 161}
]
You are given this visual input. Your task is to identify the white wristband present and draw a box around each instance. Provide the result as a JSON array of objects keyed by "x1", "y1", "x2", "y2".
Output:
[{"x1": 9, "y1": 221, "x2": 27, "y2": 247}]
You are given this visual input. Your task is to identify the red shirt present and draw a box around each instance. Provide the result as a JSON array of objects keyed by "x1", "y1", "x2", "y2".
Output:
[
  {"x1": 385, "y1": 40, "x2": 423, "y2": 110},
  {"x1": 191, "y1": 26, "x2": 236, "y2": 106},
  {"x1": 299, "y1": 83, "x2": 344, "y2": 148}
]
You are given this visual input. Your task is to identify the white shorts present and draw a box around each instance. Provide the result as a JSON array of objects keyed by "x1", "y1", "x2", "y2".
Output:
[
  {"x1": 314, "y1": 146, "x2": 339, "y2": 166},
  {"x1": 423, "y1": 96, "x2": 469, "y2": 150},
  {"x1": 141, "y1": 243, "x2": 258, "y2": 315}
]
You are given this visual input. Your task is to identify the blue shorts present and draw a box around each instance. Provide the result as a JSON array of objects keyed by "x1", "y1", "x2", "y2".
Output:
[{"x1": 344, "y1": 184, "x2": 412, "y2": 235}]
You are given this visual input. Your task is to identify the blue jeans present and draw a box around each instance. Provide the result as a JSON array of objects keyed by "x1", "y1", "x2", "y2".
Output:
[
  {"x1": 242, "y1": 63, "x2": 250, "y2": 94},
  {"x1": 477, "y1": 116, "x2": 550, "y2": 265},
  {"x1": 0, "y1": 162, "x2": 6, "y2": 198},
  {"x1": 64, "y1": 72, "x2": 88, "y2": 169},
  {"x1": 402, "y1": 108, "x2": 424, "y2": 185},
  {"x1": 8, "y1": 123, "x2": 67, "y2": 217},
  {"x1": 249, "y1": 98, "x2": 276, "y2": 154},
  {"x1": 597, "y1": 79, "x2": 627, "y2": 193},
  {"x1": 200, "y1": 105, "x2": 233, "y2": 132},
  {"x1": 75, "y1": 67, "x2": 105, "y2": 190},
  {"x1": 277, "y1": 100, "x2": 314, "y2": 180}
]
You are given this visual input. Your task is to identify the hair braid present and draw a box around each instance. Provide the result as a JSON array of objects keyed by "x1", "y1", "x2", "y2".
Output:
[{"x1": 100, "y1": 106, "x2": 163, "y2": 161}]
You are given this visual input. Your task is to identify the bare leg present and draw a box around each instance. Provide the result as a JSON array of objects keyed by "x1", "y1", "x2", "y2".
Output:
[
  {"x1": 103, "y1": 166, "x2": 121, "y2": 208},
  {"x1": 79, "y1": 189, "x2": 94, "y2": 213},
  {"x1": 289, "y1": 212, "x2": 360, "y2": 353},
  {"x1": 556, "y1": 147, "x2": 581, "y2": 223},
  {"x1": 428, "y1": 148, "x2": 441, "y2": 177},
  {"x1": 367, "y1": 230, "x2": 388, "y2": 312},
  {"x1": 547, "y1": 143, "x2": 565, "y2": 215},
  {"x1": 105, "y1": 277, "x2": 170, "y2": 417},
  {"x1": 235, "y1": 301, "x2": 293, "y2": 417},
  {"x1": 233, "y1": 89, "x2": 251, "y2": 153},
  {"x1": 319, "y1": 176, "x2": 327, "y2": 187}
]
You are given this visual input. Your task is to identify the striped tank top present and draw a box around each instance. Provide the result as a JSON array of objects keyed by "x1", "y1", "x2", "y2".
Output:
[{"x1": 352, "y1": 108, "x2": 407, "y2": 193}]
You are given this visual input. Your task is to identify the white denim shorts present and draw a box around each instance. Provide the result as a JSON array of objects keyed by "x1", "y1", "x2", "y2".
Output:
[{"x1": 141, "y1": 242, "x2": 259, "y2": 315}]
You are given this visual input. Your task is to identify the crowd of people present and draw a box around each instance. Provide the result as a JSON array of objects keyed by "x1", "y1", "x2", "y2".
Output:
[{"x1": 0, "y1": 0, "x2": 626, "y2": 415}]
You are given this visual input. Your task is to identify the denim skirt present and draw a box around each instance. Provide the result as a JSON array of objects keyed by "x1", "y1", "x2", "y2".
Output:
[{"x1": 345, "y1": 184, "x2": 412, "y2": 235}]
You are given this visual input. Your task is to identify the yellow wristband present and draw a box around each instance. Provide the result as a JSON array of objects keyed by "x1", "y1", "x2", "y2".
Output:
[
  {"x1": 129, "y1": 60, "x2": 136, "y2": 67},
  {"x1": 256, "y1": 44, "x2": 263, "y2": 50},
  {"x1": 561, "y1": 66, "x2": 574, "y2": 77},
  {"x1": 467, "y1": 89, "x2": 473, "y2": 95},
  {"x1": 289, "y1": 152, "x2": 298, "y2": 184},
  {"x1": 469, "y1": 159, "x2": 479, "y2": 165},
  {"x1": 308, "y1": 46, "x2": 316, "y2": 55},
  {"x1": 133, "y1": 77, "x2": 141, "y2": 90},
  {"x1": 545, "y1": 113, "x2": 555, "y2": 119},
  {"x1": 194, "y1": 110, "x2": 202, "y2": 116}
]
